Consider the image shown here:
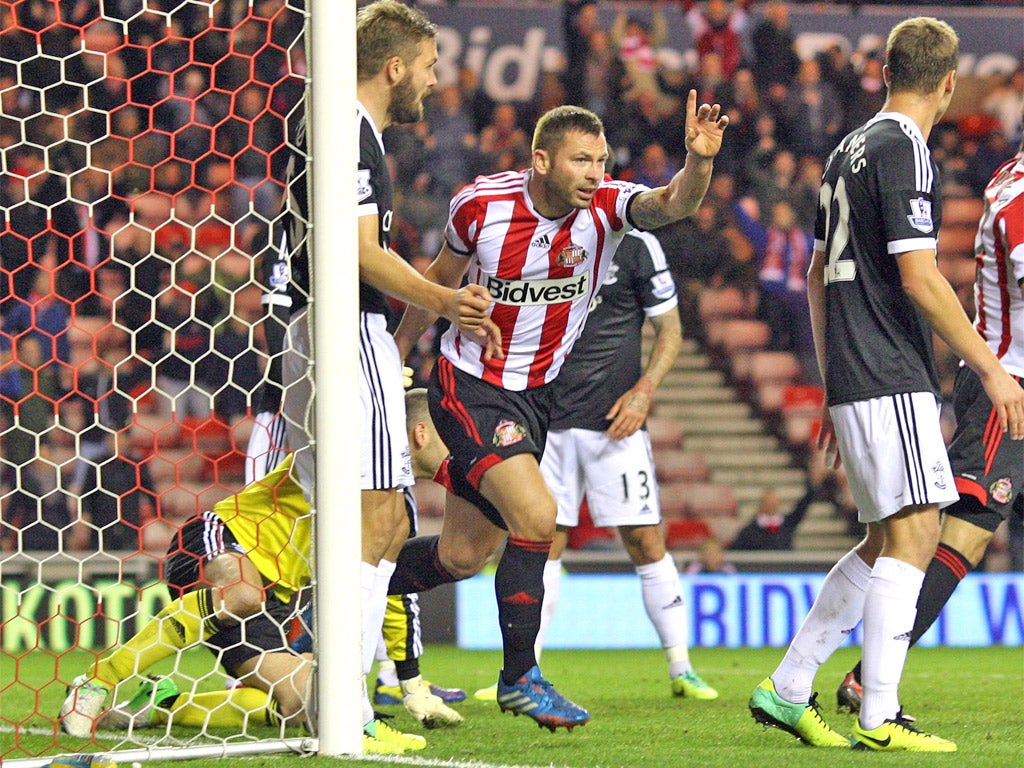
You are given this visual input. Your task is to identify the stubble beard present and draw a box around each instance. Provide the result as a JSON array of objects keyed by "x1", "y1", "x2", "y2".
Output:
[{"x1": 389, "y1": 74, "x2": 424, "y2": 125}]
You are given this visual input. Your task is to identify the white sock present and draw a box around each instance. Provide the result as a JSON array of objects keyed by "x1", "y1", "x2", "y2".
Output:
[
  {"x1": 361, "y1": 561, "x2": 391, "y2": 676},
  {"x1": 377, "y1": 657, "x2": 399, "y2": 687},
  {"x1": 772, "y1": 549, "x2": 872, "y2": 704},
  {"x1": 636, "y1": 554, "x2": 691, "y2": 677},
  {"x1": 535, "y1": 558, "x2": 562, "y2": 662},
  {"x1": 367, "y1": 559, "x2": 397, "y2": 672},
  {"x1": 859, "y1": 556, "x2": 924, "y2": 730},
  {"x1": 375, "y1": 634, "x2": 389, "y2": 664},
  {"x1": 362, "y1": 676, "x2": 374, "y2": 727},
  {"x1": 361, "y1": 562, "x2": 377, "y2": 675}
]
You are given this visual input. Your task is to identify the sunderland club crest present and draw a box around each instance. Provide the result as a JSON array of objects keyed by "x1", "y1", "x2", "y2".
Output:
[
  {"x1": 556, "y1": 244, "x2": 588, "y2": 267},
  {"x1": 990, "y1": 477, "x2": 1013, "y2": 505},
  {"x1": 493, "y1": 419, "x2": 527, "y2": 447}
]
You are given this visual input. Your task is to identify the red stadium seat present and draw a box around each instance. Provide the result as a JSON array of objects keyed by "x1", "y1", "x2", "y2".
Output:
[
  {"x1": 646, "y1": 416, "x2": 685, "y2": 449},
  {"x1": 665, "y1": 518, "x2": 712, "y2": 549},
  {"x1": 653, "y1": 449, "x2": 711, "y2": 483},
  {"x1": 683, "y1": 483, "x2": 737, "y2": 517}
]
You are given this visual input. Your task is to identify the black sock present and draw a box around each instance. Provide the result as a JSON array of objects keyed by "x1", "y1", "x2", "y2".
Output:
[
  {"x1": 852, "y1": 542, "x2": 973, "y2": 685},
  {"x1": 909, "y1": 542, "x2": 972, "y2": 646},
  {"x1": 496, "y1": 535, "x2": 551, "y2": 684},
  {"x1": 388, "y1": 536, "x2": 457, "y2": 595},
  {"x1": 395, "y1": 658, "x2": 420, "y2": 681}
]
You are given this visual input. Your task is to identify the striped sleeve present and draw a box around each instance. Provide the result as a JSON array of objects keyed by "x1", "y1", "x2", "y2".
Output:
[{"x1": 879, "y1": 128, "x2": 939, "y2": 257}]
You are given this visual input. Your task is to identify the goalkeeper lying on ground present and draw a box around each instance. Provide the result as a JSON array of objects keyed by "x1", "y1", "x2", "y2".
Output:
[{"x1": 60, "y1": 389, "x2": 461, "y2": 755}]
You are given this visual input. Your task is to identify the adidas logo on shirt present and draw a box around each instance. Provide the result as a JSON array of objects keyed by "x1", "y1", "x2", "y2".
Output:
[{"x1": 530, "y1": 233, "x2": 551, "y2": 249}]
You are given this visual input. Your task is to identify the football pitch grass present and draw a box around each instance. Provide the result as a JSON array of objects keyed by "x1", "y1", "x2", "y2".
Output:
[{"x1": 3, "y1": 645, "x2": 1022, "y2": 768}]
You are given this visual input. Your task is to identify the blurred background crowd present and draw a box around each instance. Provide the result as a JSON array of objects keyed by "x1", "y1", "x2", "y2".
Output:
[{"x1": 1, "y1": 0, "x2": 1021, "y2": 566}]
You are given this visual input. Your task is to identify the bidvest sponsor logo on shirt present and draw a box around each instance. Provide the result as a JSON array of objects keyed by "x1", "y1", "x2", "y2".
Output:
[{"x1": 485, "y1": 273, "x2": 590, "y2": 305}]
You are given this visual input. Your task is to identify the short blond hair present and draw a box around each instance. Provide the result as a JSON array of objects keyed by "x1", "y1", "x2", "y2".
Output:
[
  {"x1": 884, "y1": 17, "x2": 959, "y2": 96},
  {"x1": 356, "y1": 0, "x2": 436, "y2": 82}
]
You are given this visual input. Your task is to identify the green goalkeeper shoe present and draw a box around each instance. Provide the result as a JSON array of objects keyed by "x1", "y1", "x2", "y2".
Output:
[
  {"x1": 749, "y1": 678, "x2": 849, "y2": 747},
  {"x1": 671, "y1": 670, "x2": 719, "y2": 700},
  {"x1": 99, "y1": 676, "x2": 180, "y2": 730}
]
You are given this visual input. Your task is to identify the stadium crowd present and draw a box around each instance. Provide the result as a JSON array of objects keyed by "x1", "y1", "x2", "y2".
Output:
[{"x1": 0, "y1": 0, "x2": 1021, "y2": 564}]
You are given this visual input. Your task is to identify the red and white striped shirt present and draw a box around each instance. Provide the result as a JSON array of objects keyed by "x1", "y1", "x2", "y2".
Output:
[
  {"x1": 974, "y1": 152, "x2": 1024, "y2": 377},
  {"x1": 442, "y1": 170, "x2": 649, "y2": 390}
]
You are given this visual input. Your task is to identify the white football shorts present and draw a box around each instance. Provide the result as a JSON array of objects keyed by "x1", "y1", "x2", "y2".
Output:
[
  {"x1": 830, "y1": 391, "x2": 958, "y2": 523},
  {"x1": 359, "y1": 312, "x2": 414, "y2": 491},
  {"x1": 540, "y1": 427, "x2": 662, "y2": 528}
]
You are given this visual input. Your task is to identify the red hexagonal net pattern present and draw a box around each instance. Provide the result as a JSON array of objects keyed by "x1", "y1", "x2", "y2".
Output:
[{"x1": 1, "y1": 1, "x2": 306, "y2": 756}]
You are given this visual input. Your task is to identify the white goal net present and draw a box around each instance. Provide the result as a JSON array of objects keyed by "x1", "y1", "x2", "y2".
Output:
[{"x1": 0, "y1": 0, "x2": 358, "y2": 763}]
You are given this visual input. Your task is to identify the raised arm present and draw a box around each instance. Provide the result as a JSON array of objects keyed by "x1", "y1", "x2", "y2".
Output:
[{"x1": 628, "y1": 90, "x2": 729, "y2": 230}]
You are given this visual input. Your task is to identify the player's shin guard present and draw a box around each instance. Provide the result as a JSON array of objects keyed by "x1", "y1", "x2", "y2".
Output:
[
  {"x1": 637, "y1": 554, "x2": 690, "y2": 675},
  {"x1": 772, "y1": 549, "x2": 871, "y2": 704},
  {"x1": 496, "y1": 536, "x2": 551, "y2": 684},
  {"x1": 388, "y1": 535, "x2": 459, "y2": 595}
]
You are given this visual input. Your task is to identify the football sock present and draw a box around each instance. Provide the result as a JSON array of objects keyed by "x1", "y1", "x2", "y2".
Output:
[
  {"x1": 850, "y1": 542, "x2": 973, "y2": 685},
  {"x1": 535, "y1": 558, "x2": 563, "y2": 662},
  {"x1": 636, "y1": 554, "x2": 691, "y2": 676},
  {"x1": 910, "y1": 542, "x2": 972, "y2": 645},
  {"x1": 362, "y1": 561, "x2": 390, "y2": 675},
  {"x1": 155, "y1": 688, "x2": 280, "y2": 728},
  {"x1": 376, "y1": 657, "x2": 400, "y2": 687},
  {"x1": 860, "y1": 556, "x2": 924, "y2": 730},
  {"x1": 388, "y1": 535, "x2": 458, "y2": 594},
  {"x1": 395, "y1": 657, "x2": 420, "y2": 681},
  {"x1": 496, "y1": 536, "x2": 551, "y2": 684},
  {"x1": 772, "y1": 549, "x2": 871, "y2": 704},
  {"x1": 382, "y1": 592, "x2": 421, "y2": 666},
  {"x1": 375, "y1": 634, "x2": 389, "y2": 663},
  {"x1": 92, "y1": 589, "x2": 222, "y2": 685},
  {"x1": 362, "y1": 677, "x2": 374, "y2": 726}
]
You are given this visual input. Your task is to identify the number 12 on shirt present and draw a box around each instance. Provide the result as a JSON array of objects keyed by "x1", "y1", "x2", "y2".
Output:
[{"x1": 819, "y1": 176, "x2": 857, "y2": 285}]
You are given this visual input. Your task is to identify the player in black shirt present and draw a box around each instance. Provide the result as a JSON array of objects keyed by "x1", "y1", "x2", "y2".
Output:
[
  {"x1": 750, "y1": 17, "x2": 1024, "y2": 752},
  {"x1": 356, "y1": 2, "x2": 499, "y2": 753},
  {"x1": 253, "y1": 2, "x2": 497, "y2": 755},
  {"x1": 534, "y1": 230, "x2": 719, "y2": 700}
]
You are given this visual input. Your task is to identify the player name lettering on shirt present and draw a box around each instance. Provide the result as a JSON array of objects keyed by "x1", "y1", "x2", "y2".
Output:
[
  {"x1": 840, "y1": 130, "x2": 867, "y2": 173},
  {"x1": 484, "y1": 274, "x2": 591, "y2": 306}
]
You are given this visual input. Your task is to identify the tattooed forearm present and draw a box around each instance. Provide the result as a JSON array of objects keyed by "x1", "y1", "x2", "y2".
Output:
[
  {"x1": 630, "y1": 156, "x2": 714, "y2": 230},
  {"x1": 630, "y1": 191, "x2": 675, "y2": 230}
]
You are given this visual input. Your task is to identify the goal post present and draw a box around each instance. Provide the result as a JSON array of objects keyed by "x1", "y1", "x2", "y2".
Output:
[
  {"x1": 307, "y1": 0, "x2": 362, "y2": 758},
  {"x1": 0, "y1": 0, "x2": 361, "y2": 762}
]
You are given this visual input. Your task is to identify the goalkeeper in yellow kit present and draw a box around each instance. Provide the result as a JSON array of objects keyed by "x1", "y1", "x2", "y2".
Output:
[{"x1": 60, "y1": 390, "x2": 459, "y2": 755}]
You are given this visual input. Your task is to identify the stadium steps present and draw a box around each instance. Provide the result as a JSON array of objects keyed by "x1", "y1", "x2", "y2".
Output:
[
  {"x1": 701, "y1": 450, "x2": 792, "y2": 469},
  {"x1": 642, "y1": 331, "x2": 859, "y2": 556},
  {"x1": 795, "y1": 503, "x2": 861, "y2": 551},
  {"x1": 661, "y1": 368, "x2": 726, "y2": 388},
  {"x1": 712, "y1": 466, "x2": 807, "y2": 487},
  {"x1": 682, "y1": 434, "x2": 781, "y2": 453}
]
